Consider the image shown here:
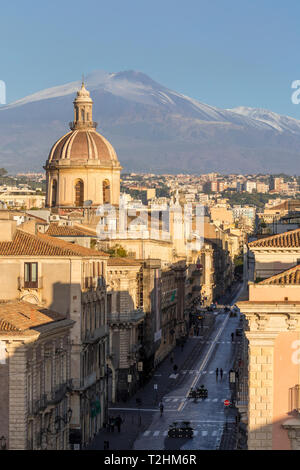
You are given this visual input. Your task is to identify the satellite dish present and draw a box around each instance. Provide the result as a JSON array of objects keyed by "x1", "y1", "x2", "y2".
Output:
[{"x1": 83, "y1": 200, "x2": 93, "y2": 207}]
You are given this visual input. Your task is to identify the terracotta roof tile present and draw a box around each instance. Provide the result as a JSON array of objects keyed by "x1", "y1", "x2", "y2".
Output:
[
  {"x1": 46, "y1": 223, "x2": 95, "y2": 237},
  {"x1": 107, "y1": 257, "x2": 141, "y2": 266},
  {"x1": 248, "y1": 228, "x2": 300, "y2": 248},
  {"x1": 0, "y1": 229, "x2": 108, "y2": 258},
  {"x1": 259, "y1": 264, "x2": 300, "y2": 285},
  {"x1": 0, "y1": 300, "x2": 65, "y2": 331}
]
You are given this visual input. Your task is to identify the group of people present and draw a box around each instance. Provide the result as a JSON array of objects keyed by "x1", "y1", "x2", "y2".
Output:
[{"x1": 107, "y1": 415, "x2": 123, "y2": 433}]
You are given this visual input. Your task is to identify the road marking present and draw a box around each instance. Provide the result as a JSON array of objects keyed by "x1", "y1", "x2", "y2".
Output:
[
  {"x1": 165, "y1": 398, "x2": 171, "y2": 402},
  {"x1": 202, "y1": 371, "x2": 207, "y2": 374},
  {"x1": 202, "y1": 431, "x2": 208, "y2": 436},
  {"x1": 209, "y1": 371, "x2": 214, "y2": 374},
  {"x1": 212, "y1": 398, "x2": 218, "y2": 402},
  {"x1": 178, "y1": 310, "x2": 231, "y2": 412},
  {"x1": 212, "y1": 430, "x2": 217, "y2": 436},
  {"x1": 109, "y1": 407, "x2": 172, "y2": 412},
  {"x1": 163, "y1": 431, "x2": 168, "y2": 436},
  {"x1": 193, "y1": 430, "x2": 199, "y2": 436},
  {"x1": 143, "y1": 431, "x2": 151, "y2": 436},
  {"x1": 173, "y1": 398, "x2": 179, "y2": 402},
  {"x1": 153, "y1": 431, "x2": 160, "y2": 436}
]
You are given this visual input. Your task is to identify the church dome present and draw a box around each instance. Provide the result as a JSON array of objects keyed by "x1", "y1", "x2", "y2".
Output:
[
  {"x1": 47, "y1": 129, "x2": 119, "y2": 165},
  {"x1": 46, "y1": 80, "x2": 120, "y2": 167}
]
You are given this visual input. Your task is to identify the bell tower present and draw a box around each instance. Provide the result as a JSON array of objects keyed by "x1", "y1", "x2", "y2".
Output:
[{"x1": 71, "y1": 79, "x2": 96, "y2": 130}]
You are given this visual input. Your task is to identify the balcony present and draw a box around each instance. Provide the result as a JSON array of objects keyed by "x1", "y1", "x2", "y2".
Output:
[
  {"x1": 108, "y1": 309, "x2": 145, "y2": 326},
  {"x1": 71, "y1": 371, "x2": 97, "y2": 391},
  {"x1": 31, "y1": 395, "x2": 47, "y2": 414},
  {"x1": 18, "y1": 277, "x2": 43, "y2": 290},
  {"x1": 45, "y1": 382, "x2": 70, "y2": 406},
  {"x1": 83, "y1": 325, "x2": 108, "y2": 344}
]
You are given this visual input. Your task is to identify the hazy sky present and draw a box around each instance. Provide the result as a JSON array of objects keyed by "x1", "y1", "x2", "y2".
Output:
[{"x1": 2, "y1": 0, "x2": 300, "y2": 118}]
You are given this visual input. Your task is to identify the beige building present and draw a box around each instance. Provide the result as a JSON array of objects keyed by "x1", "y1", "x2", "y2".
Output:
[
  {"x1": 45, "y1": 82, "x2": 122, "y2": 209},
  {"x1": 0, "y1": 300, "x2": 74, "y2": 450},
  {"x1": 248, "y1": 228, "x2": 300, "y2": 280},
  {"x1": 238, "y1": 266, "x2": 300, "y2": 450},
  {"x1": 0, "y1": 219, "x2": 109, "y2": 449},
  {"x1": 106, "y1": 257, "x2": 145, "y2": 401}
]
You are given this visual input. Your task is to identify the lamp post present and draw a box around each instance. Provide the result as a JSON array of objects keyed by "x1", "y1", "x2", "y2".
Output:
[{"x1": 0, "y1": 435, "x2": 6, "y2": 450}]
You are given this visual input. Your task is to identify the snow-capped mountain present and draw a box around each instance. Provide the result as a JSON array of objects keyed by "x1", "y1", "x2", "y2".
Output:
[
  {"x1": 0, "y1": 70, "x2": 299, "y2": 174},
  {"x1": 229, "y1": 106, "x2": 300, "y2": 134}
]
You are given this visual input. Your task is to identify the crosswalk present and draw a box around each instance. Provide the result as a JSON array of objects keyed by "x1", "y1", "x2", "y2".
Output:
[
  {"x1": 163, "y1": 396, "x2": 230, "y2": 404},
  {"x1": 190, "y1": 339, "x2": 241, "y2": 344},
  {"x1": 142, "y1": 427, "x2": 223, "y2": 439},
  {"x1": 169, "y1": 369, "x2": 230, "y2": 377}
]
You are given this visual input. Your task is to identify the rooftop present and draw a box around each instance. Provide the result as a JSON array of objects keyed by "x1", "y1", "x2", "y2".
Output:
[
  {"x1": 0, "y1": 229, "x2": 108, "y2": 258},
  {"x1": 248, "y1": 228, "x2": 300, "y2": 248},
  {"x1": 0, "y1": 300, "x2": 65, "y2": 332},
  {"x1": 258, "y1": 264, "x2": 300, "y2": 285},
  {"x1": 46, "y1": 223, "x2": 96, "y2": 237}
]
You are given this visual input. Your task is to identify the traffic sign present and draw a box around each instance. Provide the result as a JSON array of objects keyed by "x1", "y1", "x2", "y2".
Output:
[{"x1": 224, "y1": 399, "x2": 230, "y2": 407}]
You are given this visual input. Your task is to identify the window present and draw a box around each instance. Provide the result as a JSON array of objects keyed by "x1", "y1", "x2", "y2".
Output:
[
  {"x1": 75, "y1": 179, "x2": 84, "y2": 207},
  {"x1": 51, "y1": 180, "x2": 57, "y2": 207},
  {"x1": 102, "y1": 180, "x2": 110, "y2": 204},
  {"x1": 24, "y1": 262, "x2": 38, "y2": 288}
]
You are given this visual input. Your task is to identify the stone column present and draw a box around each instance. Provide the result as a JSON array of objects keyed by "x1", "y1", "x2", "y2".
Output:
[
  {"x1": 7, "y1": 341, "x2": 28, "y2": 450},
  {"x1": 246, "y1": 331, "x2": 277, "y2": 450}
]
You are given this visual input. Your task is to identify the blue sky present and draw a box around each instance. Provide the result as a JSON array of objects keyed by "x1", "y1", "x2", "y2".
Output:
[{"x1": 1, "y1": 0, "x2": 300, "y2": 118}]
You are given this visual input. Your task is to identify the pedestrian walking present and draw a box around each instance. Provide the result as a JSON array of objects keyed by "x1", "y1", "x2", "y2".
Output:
[
  {"x1": 170, "y1": 352, "x2": 174, "y2": 364},
  {"x1": 231, "y1": 332, "x2": 234, "y2": 342},
  {"x1": 109, "y1": 416, "x2": 115, "y2": 433},
  {"x1": 173, "y1": 364, "x2": 178, "y2": 374},
  {"x1": 220, "y1": 368, "x2": 223, "y2": 380},
  {"x1": 159, "y1": 402, "x2": 164, "y2": 416},
  {"x1": 115, "y1": 415, "x2": 123, "y2": 433},
  {"x1": 215, "y1": 367, "x2": 219, "y2": 380}
]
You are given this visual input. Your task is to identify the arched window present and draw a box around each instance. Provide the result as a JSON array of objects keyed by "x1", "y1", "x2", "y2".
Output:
[
  {"x1": 102, "y1": 180, "x2": 110, "y2": 204},
  {"x1": 51, "y1": 180, "x2": 57, "y2": 207},
  {"x1": 81, "y1": 109, "x2": 85, "y2": 122},
  {"x1": 75, "y1": 179, "x2": 84, "y2": 207}
]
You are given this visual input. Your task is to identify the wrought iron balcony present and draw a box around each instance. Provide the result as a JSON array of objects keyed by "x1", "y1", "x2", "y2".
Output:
[
  {"x1": 82, "y1": 325, "x2": 108, "y2": 344},
  {"x1": 46, "y1": 382, "x2": 70, "y2": 405}
]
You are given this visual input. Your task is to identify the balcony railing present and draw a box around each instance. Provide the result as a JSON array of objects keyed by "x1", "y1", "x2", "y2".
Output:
[
  {"x1": 108, "y1": 309, "x2": 145, "y2": 325},
  {"x1": 71, "y1": 372, "x2": 97, "y2": 391},
  {"x1": 32, "y1": 394, "x2": 47, "y2": 414},
  {"x1": 18, "y1": 277, "x2": 43, "y2": 290},
  {"x1": 83, "y1": 325, "x2": 108, "y2": 344},
  {"x1": 45, "y1": 381, "x2": 70, "y2": 406}
]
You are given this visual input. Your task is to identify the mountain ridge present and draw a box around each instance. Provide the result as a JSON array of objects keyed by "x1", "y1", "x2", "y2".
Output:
[{"x1": 0, "y1": 70, "x2": 299, "y2": 174}]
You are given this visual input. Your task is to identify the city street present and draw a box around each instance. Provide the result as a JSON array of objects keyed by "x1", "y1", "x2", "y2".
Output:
[
  {"x1": 89, "y1": 283, "x2": 246, "y2": 451},
  {"x1": 132, "y1": 308, "x2": 241, "y2": 450}
]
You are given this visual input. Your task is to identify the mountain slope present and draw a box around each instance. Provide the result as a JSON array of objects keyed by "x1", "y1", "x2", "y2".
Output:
[{"x1": 0, "y1": 70, "x2": 299, "y2": 174}]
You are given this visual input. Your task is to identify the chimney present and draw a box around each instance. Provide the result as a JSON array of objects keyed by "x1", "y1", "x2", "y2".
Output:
[{"x1": 0, "y1": 219, "x2": 17, "y2": 241}]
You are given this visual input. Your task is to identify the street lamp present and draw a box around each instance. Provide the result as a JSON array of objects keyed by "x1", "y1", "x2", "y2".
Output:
[{"x1": 0, "y1": 436, "x2": 6, "y2": 450}]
